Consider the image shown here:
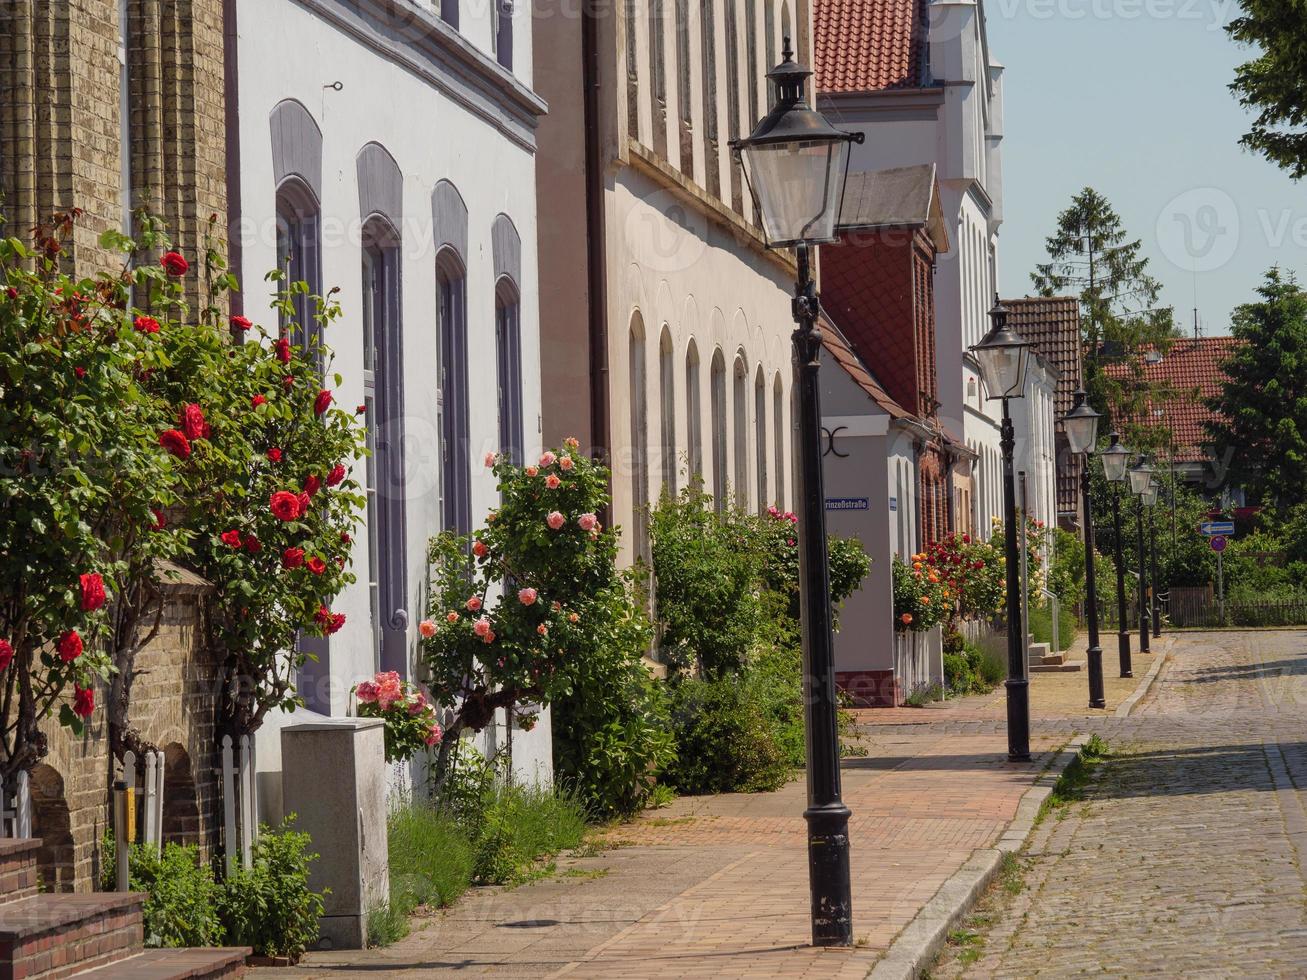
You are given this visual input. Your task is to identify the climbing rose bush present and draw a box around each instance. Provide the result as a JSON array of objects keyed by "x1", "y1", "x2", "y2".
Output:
[
  {"x1": 892, "y1": 553, "x2": 950, "y2": 632},
  {"x1": 922, "y1": 532, "x2": 1005, "y2": 621},
  {"x1": 353, "y1": 670, "x2": 443, "y2": 763}
]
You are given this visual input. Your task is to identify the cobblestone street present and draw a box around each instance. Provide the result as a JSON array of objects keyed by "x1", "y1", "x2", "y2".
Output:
[{"x1": 934, "y1": 629, "x2": 1307, "y2": 977}]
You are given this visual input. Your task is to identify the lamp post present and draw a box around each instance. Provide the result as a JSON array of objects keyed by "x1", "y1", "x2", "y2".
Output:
[
  {"x1": 1061, "y1": 390, "x2": 1104, "y2": 708},
  {"x1": 1151, "y1": 479, "x2": 1163, "y2": 638},
  {"x1": 970, "y1": 300, "x2": 1033, "y2": 762},
  {"x1": 1129, "y1": 455, "x2": 1155, "y2": 654},
  {"x1": 1101, "y1": 433, "x2": 1133, "y2": 677},
  {"x1": 732, "y1": 36, "x2": 862, "y2": 948}
]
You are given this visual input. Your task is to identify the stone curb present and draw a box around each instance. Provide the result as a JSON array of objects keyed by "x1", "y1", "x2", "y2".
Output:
[
  {"x1": 867, "y1": 734, "x2": 1091, "y2": 980},
  {"x1": 1114, "y1": 639, "x2": 1169, "y2": 718}
]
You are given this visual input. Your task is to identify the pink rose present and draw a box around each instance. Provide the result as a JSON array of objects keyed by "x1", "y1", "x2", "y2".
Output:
[
  {"x1": 547, "y1": 511, "x2": 565, "y2": 530},
  {"x1": 472, "y1": 540, "x2": 488, "y2": 558},
  {"x1": 446, "y1": 611, "x2": 459, "y2": 624},
  {"x1": 578, "y1": 513, "x2": 597, "y2": 532},
  {"x1": 425, "y1": 724, "x2": 443, "y2": 746},
  {"x1": 356, "y1": 681, "x2": 379, "y2": 704},
  {"x1": 407, "y1": 693, "x2": 429, "y2": 715},
  {"x1": 419, "y1": 619, "x2": 438, "y2": 638},
  {"x1": 539, "y1": 451, "x2": 556, "y2": 467},
  {"x1": 559, "y1": 455, "x2": 574, "y2": 471},
  {"x1": 466, "y1": 595, "x2": 482, "y2": 612},
  {"x1": 483, "y1": 630, "x2": 496, "y2": 644},
  {"x1": 537, "y1": 623, "x2": 549, "y2": 636},
  {"x1": 525, "y1": 466, "x2": 539, "y2": 478},
  {"x1": 484, "y1": 452, "x2": 497, "y2": 467},
  {"x1": 518, "y1": 587, "x2": 538, "y2": 606},
  {"x1": 545, "y1": 474, "x2": 561, "y2": 489},
  {"x1": 564, "y1": 437, "x2": 580, "y2": 450},
  {"x1": 473, "y1": 616, "x2": 492, "y2": 638}
]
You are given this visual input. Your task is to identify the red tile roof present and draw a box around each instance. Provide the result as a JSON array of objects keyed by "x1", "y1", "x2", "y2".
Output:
[
  {"x1": 814, "y1": 0, "x2": 929, "y2": 94},
  {"x1": 819, "y1": 313, "x2": 914, "y2": 421},
  {"x1": 1101, "y1": 336, "x2": 1242, "y2": 464}
]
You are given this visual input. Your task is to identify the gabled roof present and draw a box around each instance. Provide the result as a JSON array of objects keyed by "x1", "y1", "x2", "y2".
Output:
[
  {"x1": 814, "y1": 0, "x2": 930, "y2": 94},
  {"x1": 837, "y1": 164, "x2": 950, "y2": 252},
  {"x1": 818, "y1": 313, "x2": 914, "y2": 422},
  {"x1": 1102, "y1": 336, "x2": 1242, "y2": 464}
]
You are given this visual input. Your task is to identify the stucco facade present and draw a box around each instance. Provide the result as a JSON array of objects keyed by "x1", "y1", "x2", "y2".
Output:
[{"x1": 230, "y1": 0, "x2": 553, "y2": 799}]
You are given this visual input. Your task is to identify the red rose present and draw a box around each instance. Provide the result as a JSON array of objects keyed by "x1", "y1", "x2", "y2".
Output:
[
  {"x1": 251, "y1": 394, "x2": 267, "y2": 408},
  {"x1": 160, "y1": 251, "x2": 189, "y2": 276},
  {"x1": 297, "y1": 491, "x2": 311, "y2": 514},
  {"x1": 326, "y1": 464, "x2": 346, "y2": 487},
  {"x1": 275, "y1": 337, "x2": 291, "y2": 363},
  {"x1": 151, "y1": 507, "x2": 167, "y2": 530},
  {"x1": 355, "y1": 405, "x2": 366, "y2": 415},
  {"x1": 79, "y1": 572, "x2": 106, "y2": 612},
  {"x1": 270, "y1": 490, "x2": 302, "y2": 522},
  {"x1": 315, "y1": 606, "x2": 346, "y2": 635},
  {"x1": 73, "y1": 684, "x2": 95, "y2": 718},
  {"x1": 266, "y1": 447, "x2": 282, "y2": 463},
  {"x1": 306, "y1": 556, "x2": 327, "y2": 575},
  {"x1": 58, "y1": 630, "x2": 82, "y2": 662},
  {"x1": 340, "y1": 531, "x2": 351, "y2": 545},
  {"x1": 231, "y1": 315, "x2": 253, "y2": 331},
  {"x1": 158, "y1": 428, "x2": 192, "y2": 459},
  {"x1": 243, "y1": 535, "x2": 262, "y2": 554},
  {"x1": 303, "y1": 473, "x2": 321, "y2": 496},
  {"x1": 0, "y1": 639, "x2": 13, "y2": 671},
  {"x1": 5, "y1": 287, "x2": 17, "y2": 300},
  {"x1": 283, "y1": 375, "x2": 295, "y2": 389},
  {"x1": 133, "y1": 315, "x2": 161, "y2": 334},
  {"x1": 179, "y1": 403, "x2": 210, "y2": 441},
  {"x1": 314, "y1": 389, "x2": 332, "y2": 416},
  {"x1": 220, "y1": 529, "x2": 242, "y2": 549},
  {"x1": 74, "y1": 366, "x2": 87, "y2": 379},
  {"x1": 282, "y1": 547, "x2": 305, "y2": 569}
]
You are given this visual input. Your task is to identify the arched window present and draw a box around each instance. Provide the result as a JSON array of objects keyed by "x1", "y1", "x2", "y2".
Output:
[
  {"x1": 772, "y1": 373, "x2": 785, "y2": 510},
  {"x1": 754, "y1": 366, "x2": 767, "y2": 512},
  {"x1": 496, "y1": 278, "x2": 523, "y2": 465},
  {"x1": 700, "y1": 0, "x2": 720, "y2": 199},
  {"x1": 710, "y1": 349, "x2": 727, "y2": 511},
  {"x1": 723, "y1": 0, "x2": 743, "y2": 212},
  {"x1": 630, "y1": 315, "x2": 651, "y2": 560},
  {"x1": 494, "y1": 0, "x2": 514, "y2": 70},
  {"x1": 275, "y1": 180, "x2": 322, "y2": 366},
  {"x1": 659, "y1": 327, "x2": 676, "y2": 495},
  {"x1": 361, "y1": 216, "x2": 408, "y2": 675},
  {"x1": 675, "y1": 0, "x2": 693, "y2": 170},
  {"x1": 686, "y1": 340, "x2": 703, "y2": 483},
  {"x1": 733, "y1": 353, "x2": 749, "y2": 510},
  {"x1": 437, "y1": 250, "x2": 470, "y2": 536},
  {"x1": 651, "y1": 0, "x2": 668, "y2": 156}
]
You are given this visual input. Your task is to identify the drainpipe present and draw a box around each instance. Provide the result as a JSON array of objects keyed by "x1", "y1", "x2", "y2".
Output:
[
  {"x1": 581, "y1": 0, "x2": 610, "y2": 481},
  {"x1": 223, "y1": 0, "x2": 243, "y2": 321}
]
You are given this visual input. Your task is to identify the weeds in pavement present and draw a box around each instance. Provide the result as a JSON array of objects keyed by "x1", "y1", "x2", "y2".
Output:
[{"x1": 1039, "y1": 737, "x2": 1111, "y2": 823}]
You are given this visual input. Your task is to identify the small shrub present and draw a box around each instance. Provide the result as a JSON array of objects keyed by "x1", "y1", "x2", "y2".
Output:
[
  {"x1": 663, "y1": 676, "x2": 790, "y2": 795},
  {"x1": 747, "y1": 639, "x2": 806, "y2": 768},
  {"x1": 99, "y1": 837, "x2": 222, "y2": 949},
  {"x1": 1029, "y1": 600, "x2": 1077, "y2": 651},
  {"x1": 943, "y1": 652, "x2": 974, "y2": 695},
  {"x1": 366, "y1": 902, "x2": 409, "y2": 947},
  {"x1": 218, "y1": 816, "x2": 325, "y2": 961},
  {"x1": 387, "y1": 804, "x2": 475, "y2": 912},
  {"x1": 972, "y1": 641, "x2": 1006, "y2": 687},
  {"x1": 903, "y1": 682, "x2": 943, "y2": 707},
  {"x1": 471, "y1": 785, "x2": 588, "y2": 885}
]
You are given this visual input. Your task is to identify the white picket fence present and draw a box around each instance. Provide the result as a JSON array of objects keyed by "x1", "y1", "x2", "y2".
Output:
[
  {"x1": 220, "y1": 734, "x2": 258, "y2": 877},
  {"x1": 119, "y1": 749, "x2": 166, "y2": 856},
  {"x1": 0, "y1": 771, "x2": 32, "y2": 838}
]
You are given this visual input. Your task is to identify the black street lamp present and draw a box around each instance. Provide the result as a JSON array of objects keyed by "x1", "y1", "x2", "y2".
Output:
[
  {"x1": 732, "y1": 36, "x2": 862, "y2": 949},
  {"x1": 970, "y1": 299, "x2": 1033, "y2": 762},
  {"x1": 1128, "y1": 455, "x2": 1155, "y2": 654},
  {"x1": 1061, "y1": 390, "x2": 1104, "y2": 709},
  {"x1": 1101, "y1": 433, "x2": 1133, "y2": 677},
  {"x1": 1144, "y1": 481, "x2": 1162, "y2": 638}
]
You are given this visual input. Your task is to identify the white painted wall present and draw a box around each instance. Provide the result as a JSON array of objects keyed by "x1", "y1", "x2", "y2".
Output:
[{"x1": 235, "y1": 0, "x2": 551, "y2": 805}]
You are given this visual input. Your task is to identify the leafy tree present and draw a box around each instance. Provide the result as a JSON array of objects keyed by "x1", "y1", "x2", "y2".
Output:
[
  {"x1": 1032, "y1": 188, "x2": 1177, "y2": 436},
  {"x1": 1227, "y1": 2, "x2": 1307, "y2": 179},
  {"x1": 1206, "y1": 268, "x2": 1307, "y2": 512}
]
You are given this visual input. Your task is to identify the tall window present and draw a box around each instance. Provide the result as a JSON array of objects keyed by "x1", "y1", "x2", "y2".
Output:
[
  {"x1": 626, "y1": 0, "x2": 641, "y2": 137},
  {"x1": 724, "y1": 0, "x2": 743, "y2": 212},
  {"x1": 686, "y1": 341, "x2": 703, "y2": 483},
  {"x1": 675, "y1": 0, "x2": 693, "y2": 171},
  {"x1": 764, "y1": 0, "x2": 776, "y2": 106},
  {"x1": 630, "y1": 316, "x2": 650, "y2": 560},
  {"x1": 275, "y1": 182, "x2": 322, "y2": 365},
  {"x1": 781, "y1": 1, "x2": 792, "y2": 54},
  {"x1": 651, "y1": 0, "x2": 668, "y2": 156},
  {"x1": 361, "y1": 224, "x2": 408, "y2": 675},
  {"x1": 496, "y1": 279, "x2": 523, "y2": 464},
  {"x1": 745, "y1": 0, "x2": 759, "y2": 137},
  {"x1": 710, "y1": 349, "x2": 727, "y2": 511},
  {"x1": 701, "y1": 0, "x2": 720, "y2": 199},
  {"x1": 733, "y1": 354, "x2": 749, "y2": 509},
  {"x1": 754, "y1": 366, "x2": 767, "y2": 512},
  {"x1": 437, "y1": 251, "x2": 471, "y2": 536},
  {"x1": 441, "y1": 0, "x2": 458, "y2": 28},
  {"x1": 659, "y1": 327, "x2": 676, "y2": 495},
  {"x1": 772, "y1": 374, "x2": 785, "y2": 509},
  {"x1": 493, "y1": 0, "x2": 513, "y2": 70}
]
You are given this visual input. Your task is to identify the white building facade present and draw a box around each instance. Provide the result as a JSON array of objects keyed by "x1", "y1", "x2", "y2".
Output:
[{"x1": 228, "y1": 0, "x2": 551, "y2": 806}]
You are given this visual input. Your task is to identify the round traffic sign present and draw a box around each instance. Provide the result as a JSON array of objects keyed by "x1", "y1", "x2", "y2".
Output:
[{"x1": 1210, "y1": 535, "x2": 1228, "y2": 553}]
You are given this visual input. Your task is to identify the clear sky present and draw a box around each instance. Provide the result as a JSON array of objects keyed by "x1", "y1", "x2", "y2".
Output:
[{"x1": 985, "y1": 0, "x2": 1307, "y2": 337}]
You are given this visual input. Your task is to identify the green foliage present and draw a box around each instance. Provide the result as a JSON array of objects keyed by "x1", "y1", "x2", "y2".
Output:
[
  {"x1": 651, "y1": 483, "x2": 765, "y2": 676},
  {"x1": 903, "y1": 683, "x2": 944, "y2": 707},
  {"x1": 470, "y1": 784, "x2": 588, "y2": 885},
  {"x1": 353, "y1": 672, "x2": 443, "y2": 763},
  {"x1": 1206, "y1": 269, "x2": 1307, "y2": 512},
  {"x1": 747, "y1": 636, "x2": 806, "y2": 768},
  {"x1": 218, "y1": 817, "x2": 325, "y2": 961},
  {"x1": 943, "y1": 638, "x2": 1004, "y2": 697},
  {"x1": 756, "y1": 504, "x2": 870, "y2": 629},
  {"x1": 1030, "y1": 188, "x2": 1177, "y2": 432},
  {"x1": 892, "y1": 555, "x2": 948, "y2": 632},
  {"x1": 98, "y1": 838, "x2": 223, "y2": 948},
  {"x1": 1029, "y1": 599, "x2": 1078, "y2": 652},
  {"x1": 662, "y1": 675, "x2": 791, "y2": 795},
  {"x1": 386, "y1": 803, "x2": 475, "y2": 914},
  {"x1": 1227, "y1": 3, "x2": 1307, "y2": 179},
  {"x1": 1048, "y1": 528, "x2": 1086, "y2": 610}
]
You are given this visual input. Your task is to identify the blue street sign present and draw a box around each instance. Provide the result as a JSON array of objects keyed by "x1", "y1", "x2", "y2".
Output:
[
  {"x1": 1199, "y1": 521, "x2": 1235, "y2": 536},
  {"x1": 1210, "y1": 535, "x2": 1228, "y2": 553}
]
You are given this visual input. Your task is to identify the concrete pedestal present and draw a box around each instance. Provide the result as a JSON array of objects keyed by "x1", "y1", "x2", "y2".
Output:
[{"x1": 281, "y1": 718, "x2": 389, "y2": 950}]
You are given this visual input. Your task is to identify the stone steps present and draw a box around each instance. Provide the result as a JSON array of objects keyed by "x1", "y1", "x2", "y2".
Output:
[
  {"x1": 68, "y1": 947, "x2": 249, "y2": 979},
  {"x1": 1030, "y1": 660, "x2": 1085, "y2": 673}
]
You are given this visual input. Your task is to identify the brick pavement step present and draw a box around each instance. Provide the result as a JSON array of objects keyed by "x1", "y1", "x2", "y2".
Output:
[
  {"x1": 0, "y1": 892, "x2": 144, "y2": 979},
  {"x1": 67, "y1": 946, "x2": 250, "y2": 979},
  {"x1": 0, "y1": 841, "x2": 41, "y2": 907},
  {"x1": 1029, "y1": 660, "x2": 1085, "y2": 673}
]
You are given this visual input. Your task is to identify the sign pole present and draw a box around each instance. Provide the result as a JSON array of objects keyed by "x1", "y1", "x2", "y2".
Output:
[{"x1": 1217, "y1": 550, "x2": 1225, "y2": 626}]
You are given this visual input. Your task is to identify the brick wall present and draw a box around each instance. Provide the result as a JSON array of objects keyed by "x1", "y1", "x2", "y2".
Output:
[
  {"x1": 36, "y1": 582, "x2": 224, "y2": 892},
  {"x1": 0, "y1": 0, "x2": 227, "y2": 308}
]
